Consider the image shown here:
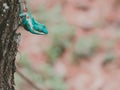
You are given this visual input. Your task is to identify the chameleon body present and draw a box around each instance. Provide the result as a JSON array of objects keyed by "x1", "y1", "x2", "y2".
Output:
[{"x1": 20, "y1": 12, "x2": 48, "y2": 35}]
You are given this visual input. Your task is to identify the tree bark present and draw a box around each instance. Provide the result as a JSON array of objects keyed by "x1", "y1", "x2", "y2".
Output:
[{"x1": 0, "y1": 0, "x2": 20, "y2": 90}]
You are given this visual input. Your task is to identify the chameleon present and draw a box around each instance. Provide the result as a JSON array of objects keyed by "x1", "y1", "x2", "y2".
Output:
[
  {"x1": 20, "y1": 12, "x2": 48, "y2": 35},
  {"x1": 20, "y1": 0, "x2": 48, "y2": 35}
]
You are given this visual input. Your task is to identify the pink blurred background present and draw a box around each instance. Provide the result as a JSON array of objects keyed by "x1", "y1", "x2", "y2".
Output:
[{"x1": 16, "y1": 0, "x2": 120, "y2": 90}]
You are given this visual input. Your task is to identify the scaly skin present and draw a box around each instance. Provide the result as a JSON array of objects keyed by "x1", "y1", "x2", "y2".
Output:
[{"x1": 20, "y1": 12, "x2": 48, "y2": 35}]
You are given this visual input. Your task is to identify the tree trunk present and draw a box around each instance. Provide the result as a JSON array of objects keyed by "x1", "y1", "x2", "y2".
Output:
[{"x1": 0, "y1": 0, "x2": 20, "y2": 90}]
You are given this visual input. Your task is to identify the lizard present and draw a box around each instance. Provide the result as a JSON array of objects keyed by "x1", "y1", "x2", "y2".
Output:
[{"x1": 19, "y1": 0, "x2": 48, "y2": 35}]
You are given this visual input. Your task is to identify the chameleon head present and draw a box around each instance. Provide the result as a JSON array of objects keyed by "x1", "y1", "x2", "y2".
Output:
[
  {"x1": 33, "y1": 24, "x2": 48, "y2": 35},
  {"x1": 40, "y1": 24, "x2": 48, "y2": 35},
  {"x1": 39, "y1": 24, "x2": 48, "y2": 34}
]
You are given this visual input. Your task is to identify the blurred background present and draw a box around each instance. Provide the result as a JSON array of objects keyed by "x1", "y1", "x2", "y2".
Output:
[{"x1": 16, "y1": 0, "x2": 120, "y2": 90}]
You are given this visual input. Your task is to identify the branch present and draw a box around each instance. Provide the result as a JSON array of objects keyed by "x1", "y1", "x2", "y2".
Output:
[{"x1": 16, "y1": 69, "x2": 46, "y2": 90}]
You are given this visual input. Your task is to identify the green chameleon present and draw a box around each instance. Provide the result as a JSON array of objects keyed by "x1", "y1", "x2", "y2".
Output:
[{"x1": 20, "y1": 12, "x2": 48, "y2": 35}]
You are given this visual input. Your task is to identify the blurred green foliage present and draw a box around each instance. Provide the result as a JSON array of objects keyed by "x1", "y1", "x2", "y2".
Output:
[
  {"x1": 18, "y1": 53, "x2": 32, "y2": 69},
  {"x1": 103, "y1": 52, "x2": 116, "y2": 65},
  {"x1": 15, "y1": 54, "x2": 68, "y2": 90},
  {"x1": 73, "y1": 35, "x2": 100, "y2": 59},
  {"x1": 46, "y1": 25, "x2": 74, "y2": 63},
  {"x1": 33, "y1": 4, "x2": 64, "y2": 24}
]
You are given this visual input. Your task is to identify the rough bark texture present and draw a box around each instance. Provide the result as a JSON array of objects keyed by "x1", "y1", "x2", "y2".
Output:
[{"x1": 0, "y1": 0, "x2": 20, "y2": 90}]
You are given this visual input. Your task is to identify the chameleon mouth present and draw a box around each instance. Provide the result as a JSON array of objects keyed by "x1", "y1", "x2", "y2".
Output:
[
  {"x1": 39, "y1": 32, "x2": 46, "y2": 35},
  {"x1": 33, "y1": 29, "x2": 47, "y2": 35}
]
